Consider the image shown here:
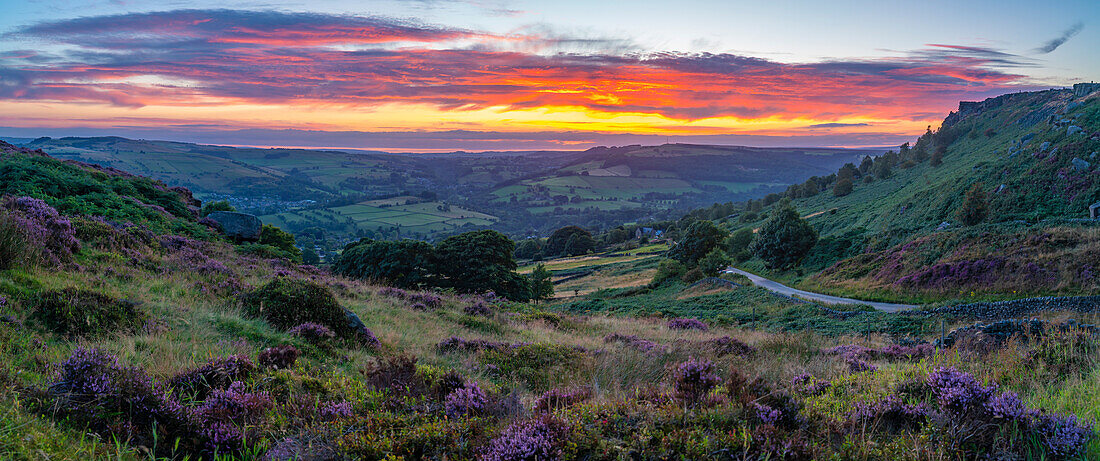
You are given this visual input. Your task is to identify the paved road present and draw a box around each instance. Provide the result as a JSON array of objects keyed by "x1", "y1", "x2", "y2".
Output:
[{"x1": 723, "y1": 267, "x2": 918, "y2": 313}]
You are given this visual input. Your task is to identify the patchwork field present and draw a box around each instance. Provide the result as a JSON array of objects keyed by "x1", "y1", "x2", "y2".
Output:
[{"x1": 260, "y1": 200, "x2": 498, "y2": 239}]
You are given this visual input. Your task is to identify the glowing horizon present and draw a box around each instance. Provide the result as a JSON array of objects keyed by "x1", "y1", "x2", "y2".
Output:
[{"x1": 1, "y1": 2, "x2": 1096, "y2": 152}]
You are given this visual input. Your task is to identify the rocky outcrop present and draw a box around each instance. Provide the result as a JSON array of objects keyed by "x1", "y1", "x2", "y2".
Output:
[
  {"x1": 206, "y1": 211, "x2": 262, "y2": 241},
  {"x1": 938, "y1": 318, "x2": 1099, "y2": 347},
  {"x1": 1073, "y1": 82, "x2": 1100, "y2": 98}
]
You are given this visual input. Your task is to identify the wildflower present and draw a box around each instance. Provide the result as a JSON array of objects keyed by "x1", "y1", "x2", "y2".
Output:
[
  {"x1": 480, "y1": 416, "x2": 570, "y2": 461},
  {"x1": 667, "y1": 318, "x2": 708, "y2": 331},
  {"x1": 445, "y1": 382, "x2": 488, "y2": 417},
  {"x1": 673, "y1": 358, "x2": 722, "y2": 404}
]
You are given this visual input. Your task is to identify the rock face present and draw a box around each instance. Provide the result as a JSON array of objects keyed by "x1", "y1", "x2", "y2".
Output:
[
  {"x1": 1073, "y1": 82, "x2": 1100, "y2": 98},
  {"x1": 1072, "y1": 157, "x2": 1091, "y2": 171},
  {"x1": 206, "y1": 211, "x2": 262, "y2": 241},
  {"x1": 1068, "y1": 125, "x2": 1084, "y2": 135}
]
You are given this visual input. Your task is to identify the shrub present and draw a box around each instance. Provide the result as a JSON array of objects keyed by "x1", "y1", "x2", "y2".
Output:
[
  {"x1": 31, "y1": 288, "x2": 145, "y2": 338},
  {"x1": 445, "y1": 382, "x2": 488, "y2": 417},
  {"x1": 956, "y1": 183, "x2": 989, "y2": 226},
  {"x1": 604, "y1": 333, "x2": 665, "y2": 354},
  {"x1": 241, "y1": 278, "x2": 351, "y2": 336},
  {"x1": 48, "y1": 348, "x2": 195, "y2": 455},
  {"x1": 534, "y1": 387, "x2": 592, "y2": 412},
  {"x1": 193, "y1": 381, "x2": 273, "y2": 454},
  {"x1": 791, "y1": 373, "x2": 831, "y2": 396},
  {"x1": 258, "y1": 345, "x2": 300, "y2": 370},
  {"x1": 0, "y1": 211, "x2": 37, "y2": 269},
  {"x1": 480, "y1": 416, "x2": 571, "y2": 461},
  {"x1": 706, "y1": 336, "x2": 755, "y2": 357},
  {"x1": 650, "y1": 259, "x2": 686, "y2": 286},
  {"x1": 1, "y1": 196, "x2": 80, "y2": 268},
  {"x1": 464, "y1": 301, "x2": 492, "y2": 316},
  {"x1": 288, "y1": 322, "x2": 336, "y2": 344},
  {"x1": 169, "y1": 355, "x2": 256, "y2": 400},
  {"x1": 667, "y1": 318, "x2": 708, "y2": 331},
  {"x1": 749, "y1": 198, "x2": 817, "y2": 269},
  {"x1": 673, "y1": 358, "x2": 722, "y2": 404}
]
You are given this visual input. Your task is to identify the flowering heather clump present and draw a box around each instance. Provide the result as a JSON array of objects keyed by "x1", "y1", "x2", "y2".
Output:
[
  {"x1": 445, "y1": 382, "x2": 488, "y2": 417},
  {"x1": 319, "y1": 400, "x2": 354, "y2": 420},
  {"x1": 603, "y1": 333, "x2": 665, "y2": 354},
  {"x1": 465, "y1": 301, "x2": 492, "y2": 316},
  {"x1": 480, "y1": 416, "x2": 571, "y2": 461},
  {"x1": 288, "y1": 322, "x2": 336, "y2": 343},
  {"x1": 534, "y1": 387, "x2": 592, "y2": 412},
  {"x1": 197, "y1": 217, "x2": 221, "y2": 230},
  {"x1": 846, "y1": 357, "x2": 877, "y2": 373},
  {"x1": 377, "y1": 286, "x2": 408, "y2": 298},
  {"x1": 1037, "y1": 412, "x2": 1094, "y2": 457},
  {"x1": 408, "y1": 292, "x2": 443, "y2": 308},
  {"x1": 410, "y1": 302, "x2": 428, "y2": 310},
  {"x1": 753, "y1": 403, "x2": 782, "y2": 425},
  {"x1": 706, "y1": 335, "x2": 755, "y2": 356},
  {"x1": 925, "y1": 367, "x2": 998, "y2": 412},
  {"x1": 792, "y1": 373, "x2": 831, "y2": 396},
  {"x1": 849, "y1": 395, "x2": 930, "y2": 433},
  {"x1": 667, "y1": 317, "x2": 708, "y2": 331},
  {"x1": 257, "y1": 345, "x2": 300, "y2": 370},
  {"x1": 879, "y1": 343, "x2": 936, "y2": 361},
  {"x1": 49, "y1": 347, "x2": 193, "y2": 453},
  {"x1": 194, "y1": 381, "x2": 273, "y2": 453},
  {"x1": 673, "y1": 358, "x2": 722, "y2": 404},
  {"x1": 169, "y1": 355, "x2": 256, "y2": 400},
  {"x1": 825, "y1": 344, "x2": 878, "y2": 373},
  {"x1": 2, "y1": 196, "x2": 80, "y2": 268}
]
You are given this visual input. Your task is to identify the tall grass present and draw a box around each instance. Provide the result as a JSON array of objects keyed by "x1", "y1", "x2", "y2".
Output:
[{"x1": 0, "y1": 212, "x2": 38, "y2": 270}]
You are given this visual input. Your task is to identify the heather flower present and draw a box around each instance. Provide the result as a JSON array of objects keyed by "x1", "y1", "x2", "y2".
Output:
[
  {"x1": 984, "y1": 391, "x2": 1035, "y2": 421},
  {"x1": 288, "y1": 322, "x2": 336, "y2": 343},
  {"x1": 925, "y1": 367, "x2": 997, "y2": 412},
  {"x1": 445, "y1": 382, "x2": 488, "y2": 417},
  {"x1": 1037, "y1": 412, "x2": 1093, "y2": 456},
  {"x1": 2, "y1": 196, "x2": 80, "y2": 267},
  {"x1": 194, "y1": 381, "x2": 273, "y2": 453},
  {"x1": 257, "y1": 345, "x2": 300, "y2": 370},
  {"x1": 319, "y1": 400, "x2": 354, "y2": 420},
  {"x1": 604, "y1": 333, "x2": 665, "y2": 354},
  {"x1": 438, "y1": 336, "x2": 516, "y2": 353},
  {"x1": 673, "y1": 358, "x2": 722, "y2": 404},
  {"x1": 480, "y1": 416, "x2": 570, "y2": 461},
  {"x1": 667, "y1": 318, "x2": 708, "y2": 331},
  {"x1": 465, "y1": 301, "x2": 492, "y2": 316},
  {"x1": 792, "y1": 373, "x2": 831, "y2": 396},
  {"x1": 846, "y1": 357, "x2": 877, "y2": 373},
  {"x1": 848, "y1": 395, "x2": 929, "y2": 431},
  {"x1": 753, "y1": 403, "x2": 782, "y2": 425},
  {"x1": 169, "y1": 355, "x2": 256, "y2": 400}
]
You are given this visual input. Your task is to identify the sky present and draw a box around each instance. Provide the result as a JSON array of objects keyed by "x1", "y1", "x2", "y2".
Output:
[{"x1": 0, "y1": 0, "x2": 1097, "y2": 152}]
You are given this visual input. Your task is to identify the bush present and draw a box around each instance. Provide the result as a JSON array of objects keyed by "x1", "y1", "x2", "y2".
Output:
[
  {"x1": 1, "y1": 196, "x2": 79, "y2": 268},
  {"x1": 444, "y1": 382, "x2": 488, "y2": 417},
  {"x1": 668, "y1": 318, "x2": 708, "y2": 331},
  {"x1": 168, "y1": 355, "x2": 256, "y2": 400},
  {"x1": 650, "y1": 259, "x2": 686, "y2": 286},
  {"x1": 749, "y1": 199, "x2": 817, "y2": 269},
  {"x1": 258, "y1": 224, "x2": 301, "y2": 262},
  {"x1": 200, "y1": 200, "x2": 235, "y2": 217},
  {"x1": 957, "y1": 183, "x2": 989, "y2": 226},
  {"x1": 242, "y1": 278, "x2": 350, "y2": 336},
  {"x1": 288, "y1": 322, "x2": 336, "y2": 344},
  {"x1": 0, "y1": 211, "x2": 37, "y2": 270},
  {"x1": 481, "y1": 416, "x2": 571, "y2": 461},
  {"x1": 672, "y1": 358, "x2": 722, "y2": 404},
  {"x1": 31, "y1": 288, "x2": 145, "y2": 338},
  {"x1": 258, "y1": 345, "x2": 300, "y2": 370}
]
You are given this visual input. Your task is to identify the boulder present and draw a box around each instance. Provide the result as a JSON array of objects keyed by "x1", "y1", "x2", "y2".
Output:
[
  {"x1": 1068, "y1": 125, "x2": 1084, "y2": 135},
  {"x1": 1072, "y1": 157, "x2": 1090, "y2": 171},
  {"x1": 206, "y1": 211, "x2": 262, "y2": 241},
  {"x1": 1040, "y1": 141, "x2": 1051, "y2": 152}
]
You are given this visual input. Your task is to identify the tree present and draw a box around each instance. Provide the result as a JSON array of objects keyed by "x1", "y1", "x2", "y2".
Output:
[
  {"x1": 956, "y1": 183, "x2": 989, "y2": 226},
  {"x1": 833, "y1": 177, "x2": 854, "y2": 197},
  {"x1": 725, "y1": 228, "x2": 754, "y2": 262},
  {"x1": 545, "y1": 225, "x2": 595, "y2": 256},
  {"x1": 668, "y1": 220, "x2": 727, "y2": 267},
  {"x1": 514, "y1": 239, "x2": 542, "y2": 260},
  {"x1": 200, "y1": 200, "x2": 235, "y2": 217},
  {"x1": 650, "y1": 259, "x2": 686, "y2": 286},
  {"x1": 872, "y1": 158, "x2": 892, "y2": 179},
  {"x1": 698, "y1": 248, "x2": 731, "y2": 276},
  {"x1": 301, "y1": 247, "x2": 320, "y2": 265},
  {"x1": 930, "y1": 145, "x2": 945, "y2": 167},
  {"x1": 259, "y1": 224, "x2": 302, "y2": 262},
  {"x1": 435, "y1": 230, "x2": 529, "y2": 300},
  {"x1": 749, "y1": 199, "x2": 817, "y2": 269},
  {"x1": 529, "y1": 264, "x2": 554, "y2": 303},
  {"x1": 333, "y1": 238, "x2": 436, "y2": 288}
]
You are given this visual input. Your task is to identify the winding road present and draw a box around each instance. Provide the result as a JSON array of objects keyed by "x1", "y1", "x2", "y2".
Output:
[{"x1": 723, "y1": 267, "x2": 918, "y2": 313}]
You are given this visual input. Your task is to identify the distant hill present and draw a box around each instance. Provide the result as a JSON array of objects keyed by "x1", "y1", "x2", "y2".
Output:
[
  {"x1": 20, "y1": 136, "x2": 873, "y2": 239},
  {"x1": 725, "y1": 84, "x2": 1100, "y2": 301}
]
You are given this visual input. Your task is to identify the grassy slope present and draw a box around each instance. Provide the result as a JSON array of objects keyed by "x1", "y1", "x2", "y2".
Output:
[{"x1": 731, "y1": 89, "x2": 1100, "y2": 303}]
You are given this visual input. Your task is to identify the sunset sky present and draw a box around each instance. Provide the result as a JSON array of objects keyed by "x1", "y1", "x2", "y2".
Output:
[{"x1": 1, "y1": 0, "x2": 1097, "y2": 152}]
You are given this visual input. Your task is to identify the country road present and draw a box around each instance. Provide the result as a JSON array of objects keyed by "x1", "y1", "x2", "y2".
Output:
[{"x1": 723, "y1": 267, "x2": 919, "y2": 313}]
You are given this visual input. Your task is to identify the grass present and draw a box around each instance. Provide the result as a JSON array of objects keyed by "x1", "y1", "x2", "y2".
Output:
[{"x1": 260, "y1": 199, "x2": 497, "y2": 239}]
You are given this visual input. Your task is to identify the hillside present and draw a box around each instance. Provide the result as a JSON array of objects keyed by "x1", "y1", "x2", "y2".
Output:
[
  {"x1": 722, "y1": 84, "x2": 1100, "y2": 302},
  {"x1": 3, "y1": 133, "x2": 1100, "y2": 460},
  {"x1": 20, "y1": 137, "x2": 870, "y2": 241}
]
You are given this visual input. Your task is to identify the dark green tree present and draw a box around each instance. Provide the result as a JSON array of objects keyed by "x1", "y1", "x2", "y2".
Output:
[
  {"x1": 333, "y1": 238, "x2": 436, "y2": 288},
  {"x1": 545, "y1": 225, "x2": 595, "y2": 256},
  {"x1": 749, "y1": 199, "x2": 818, "y2": 269},
  {"x1": 258, "y1": 224, "x2": 302, "y2": 262},
  {"x1": 514, "y1": 238, "x2": 543, "y2": 260},
  {"x1": 301, "y1": 247, "x2": 320, "y2": 265},
  {"x1": 435, "y1": 230, "x2": 529, "y2": 300},
  {"x1": 956, "y1": 183, "x2": 989, "y2": 226},
  {"x1": 698, "y1": 248, "x2": 731, "y2": 276},
  {"x1": 833, "y1": 177, "x2": 854, "y2": 197},
  {"x1": 668, "y1": 220, "x2": 727, "y2": 267},
  {"x1": 529, "y1": 263, "x2": 554, "y2": 303},
  {"x1": 725, "y1": 227, "x2": 754, "y2": 262},
  {"x1": 200, "y1": 200, "x2": 235, "y2": 217}
]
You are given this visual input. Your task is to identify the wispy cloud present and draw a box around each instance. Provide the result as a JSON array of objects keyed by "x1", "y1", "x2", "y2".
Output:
[
  {"x1": 0, "y1": 9, "x2": 1042, "y2": 148},
  {"x1": 1034, "y1": 22, "x2": 1084, "y2": 54}
]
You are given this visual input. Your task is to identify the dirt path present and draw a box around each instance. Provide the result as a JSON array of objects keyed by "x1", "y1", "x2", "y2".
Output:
[{"x1": 724, "y1": 267, "x2": 918, "y2": 313}]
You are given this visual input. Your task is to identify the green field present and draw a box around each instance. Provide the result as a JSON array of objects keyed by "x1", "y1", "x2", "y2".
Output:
[{"x1": 260, "y1": 200, "x2": 497, "y2": 238}]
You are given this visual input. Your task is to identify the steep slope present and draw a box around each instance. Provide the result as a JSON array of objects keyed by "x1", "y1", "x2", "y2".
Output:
[{"x1": 734, "y1": 84, "x2": 1100, "y2": 302}]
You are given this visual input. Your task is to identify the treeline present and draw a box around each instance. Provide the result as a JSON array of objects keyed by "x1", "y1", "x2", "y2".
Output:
[{"x1": 332, "y1": 229, "x2": 550, "y2": 301}]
